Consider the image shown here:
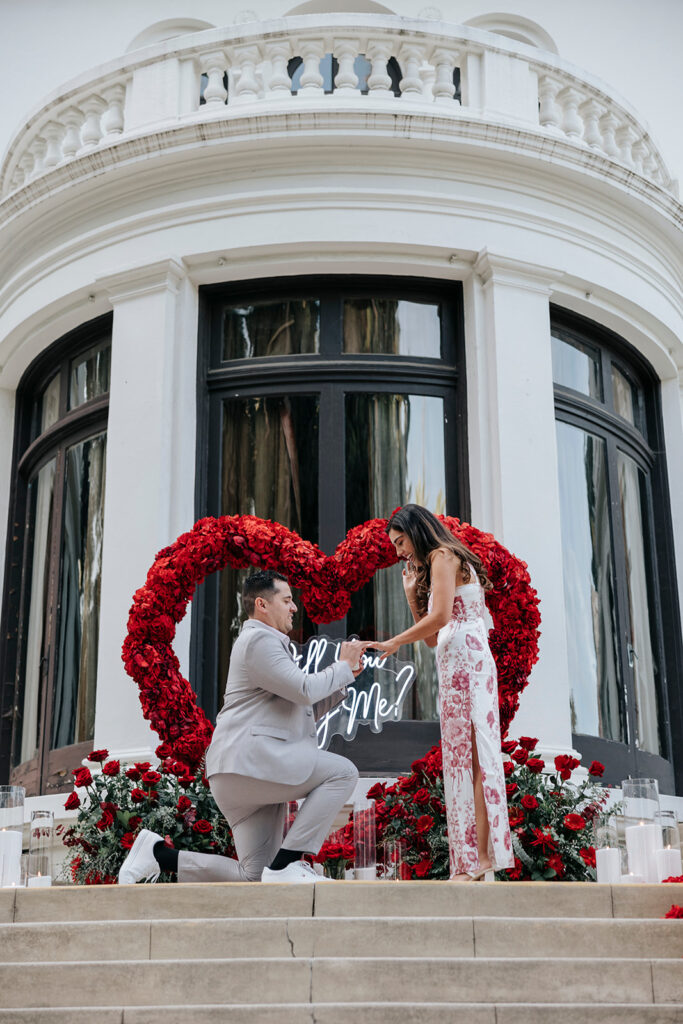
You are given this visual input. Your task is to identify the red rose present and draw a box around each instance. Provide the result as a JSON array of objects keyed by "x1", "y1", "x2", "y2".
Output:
[
  {"x1": 413, "y1": 857, "x2": 433, "y2": 878},
  {"x1": 547, "y1": 853, "x2": 565, "y2": 878},
  {"x1": 366, "y1": 782, "x2": 385, "y2": 801},
  {"x1": 142, "y1": 770, "x2": 162, "y2": 785},
  {"x1": 177, "y1": 795, "x2": 193, "y2": 813},
  {"x1": 518, "y1": 736, "x2": 539, "y2": 751},
  {"x1": 665, "y1": 905, "x2": 683, "y2": 918},
  {"x1": 580, "y1": 847, "x2": 596, "y2": 868},
  {"x1": 128, "y1": 816, "x2": 142, "y2": 830},
  {"x1": 87, "y1": 749, "x2": 109, "y2": 763},
  {"x1": 663, "y1": 875, "x2": 683, "y2": 884},
  {"x1": 506, "y1": 783, "x2": 518, "y2": 797},
  {"x1": 501, "y1": 740, "x2": 517, "y2": 755},
  {"x1": 521, "y1": 795, "x2": 538, "y2": 811},
  {"x1": 130, "y1": 788, "x2": 147, "y2": 803},
  {"x1": 126, "y1": 767, "x2": 141, "y2": 781},
  {"x1": 503, "y1": 761, "x2": 515, "y2": 777},
  {"x1": 554, "y1": 755, "x2": 580, "y2": 781},
  {"x1": 102, "y1": 760, "x2": 120, "y2": 776},
  {"x1": 413, "y1": 788, "x2": 431, "y2": 805},
  {"x1": 120, "y1": 832, "x2": 137, "y2": 850},
  {"x1": 589, "y1": 761, "x2": 605, "y2": 777},
  {"x1": 526, "y1": 758, "x2": 545, "y2": 774},
  {"x1": 564, "y1": 813, "x2": 587, "y2": 831},
  {"x1": 134, "y1": 762, "x2": 152, "y2": 773},
  {"x1": 416, "y1": 814, "x2": 434, "y2": 835},
  {"x1": 193, "y1": 819, "x2": 212, "y2": 834},
  {"x1": 512, "y1": 748, "x2": 529, "y2": 764},
  {"x1": 156, "y1": 742, "x2": 175, "y2": 759},
  {"x1": 95, "y1": 809, "x2": 114, "y2": 831},
  {"x1": 73, "y1": 767, "x2": 93, "y2": 787},
  {"x1": 64, "y1": 792, "x2": 81, "y2": 810},
  {"x1": 508, "y1": 807, "x2": 524, "y2": 827}
]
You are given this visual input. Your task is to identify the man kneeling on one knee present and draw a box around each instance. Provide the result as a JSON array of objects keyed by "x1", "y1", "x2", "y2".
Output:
[{"x1": 119, "y1": 570, "x2": 364, "y2": 884}]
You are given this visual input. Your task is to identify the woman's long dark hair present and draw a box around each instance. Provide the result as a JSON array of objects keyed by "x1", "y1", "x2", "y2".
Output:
[{"x1": 386, "y1": 504, "x2": 492, "y2": 615}]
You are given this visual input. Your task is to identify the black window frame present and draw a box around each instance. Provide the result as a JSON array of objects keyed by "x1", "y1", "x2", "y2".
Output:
[
  {"x1": 0, "y1": 314, "x2": 112, "y2": 795},
  {"x1": 193, "y1": 276, "x2": 468, "y2": 774},
  {"x1": 552, "y1": 306, "x2": 682, "y2": 793}
]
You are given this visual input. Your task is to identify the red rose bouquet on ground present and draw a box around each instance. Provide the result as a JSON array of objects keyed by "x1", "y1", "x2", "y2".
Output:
[
  {"x1": 366, "y1": 740, "x2": 608, "y2": 881},
  {"x1": 59, "y1": 746, "x2": 235, "y2": 884}
]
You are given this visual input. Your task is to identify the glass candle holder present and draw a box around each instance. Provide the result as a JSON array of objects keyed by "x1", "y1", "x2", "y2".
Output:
[
  {"x1": 593, "y1": 815, "x2": 624, "y2": 883},
  {"x1": 353, "y1": 797, "x2": 376, "y2": 880},
  {"x1": 622, "y1": 778, "x2": 662, "y2": 883},
  {"x1": 381, "y1": 838, "x2": 407, "y2": 880},
  {"x1": 27, "y1": 810, "x2": 53, "y2": 887},
  {"x1": 655, "y1": 810, "x2": 682, "y2": 882},
  {"x1": 0, "y1": 786, "x2": 25, "y2": 888}
]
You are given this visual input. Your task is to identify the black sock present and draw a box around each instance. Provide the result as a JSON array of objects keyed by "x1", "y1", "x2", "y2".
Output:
[
  {"x1": 153, "y1": 841, "x2": 179, "y2": 874},
  {"x1": 269, "y1": 848, "x2": 304, "y2": 871}
]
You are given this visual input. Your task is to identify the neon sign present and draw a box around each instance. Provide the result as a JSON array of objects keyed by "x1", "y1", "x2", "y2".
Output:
[{"x1": 289, "y1": 636, "x2": 417, "y2": 749}]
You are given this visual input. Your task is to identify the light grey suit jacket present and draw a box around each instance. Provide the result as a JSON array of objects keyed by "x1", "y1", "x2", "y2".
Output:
[{"x1": 205, "y1": 619, "x2": 353, "y2": 785}]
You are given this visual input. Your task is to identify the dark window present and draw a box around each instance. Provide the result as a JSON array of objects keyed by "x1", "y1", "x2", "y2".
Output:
[
  {"x1": 0, "y1": 316, "x2": 111, "y2": 795},
  {"x1": 195, "y1": 278, "x2": 466, "y2": 773},
  {"x1": 552, "y1": 308, "x2": 681, "y2": 792}
]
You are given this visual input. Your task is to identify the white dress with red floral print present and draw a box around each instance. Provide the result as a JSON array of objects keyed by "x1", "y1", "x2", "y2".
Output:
[{"x1": 430, "y1": 569, "x2": 514, "y2": 877}]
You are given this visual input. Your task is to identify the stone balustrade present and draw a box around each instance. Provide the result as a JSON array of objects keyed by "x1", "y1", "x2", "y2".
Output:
[{"x1": 0, "y1": 14, "x2": 674, "y2": 197}]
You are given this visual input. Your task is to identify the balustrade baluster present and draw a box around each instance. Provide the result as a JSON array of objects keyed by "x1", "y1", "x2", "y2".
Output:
[
  {"x1": 231, "y1": 44, "x2": 262, "y2": 104},
  {"x1": 298, "y1": 40, "x2": 325, "y2": 94},
  {"x1": 61, "y1": 107, "x2": 83, "y2": 158},
  {"x1": 265, "y1": 41, "x2": 293, "y2": 97},
  {"x1": 599, "y1": 110, "x2": 620, "y2": 157},
  {"x1": 538, "y1": 76, "x2": 562, "y2": 132},
  {"x1": 29, "y1": 138, "x2": 47, "y2": 178},
  {"x1": 366, "y1": 40, "x2": 393, "y2": 96},
  {"x1": 79, "y1": 96, "x2": 105, "y2": 151},
  {"x1": 102, "y1": 84, "x2": 126, "y2": 137},
  {"x1": 558, "y1": 86, "x2": 583, "y2": 139},
  {"x1": 18, "y1": 152, "x2": 34, "y2": 185},
  {"x1": 430, "y1": 48, "x2": 459, "y2": 105},
  {"x1": 398, "y1": 43, "x2": 427, "y2": 101},
  {"x1": 631, "y1": 137, "x2": 647, "y2": 175},
  {"x1": 203, "y1": 51, "x2": 229, "y2": 106},
  {"x1": 42, "y1": 122, "x2": 65, "y2": 168},
  {"x1": 334, "y1": 39, "x2": 360, "y2": 93},
  {"x1": 580, "y1": 99, "x2": 604, "y2": 150},
  {"x1": 616, "y1": 123, "x2": 637, "y2": 167}
]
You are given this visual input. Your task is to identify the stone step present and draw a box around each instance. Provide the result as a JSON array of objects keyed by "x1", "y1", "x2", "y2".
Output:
[
  {"x1": 0, "y1": 915, "x2": 681, "y2": 962},
  {"x1": 3, "y1": 881, "x2": 680, "y2": 924},
  {"x1": 2, "y1": 1009, "x2": 683, "y2": 1024},
  {"x1": 0, "y1": 957, "x2": 681, "y2": 1009}
]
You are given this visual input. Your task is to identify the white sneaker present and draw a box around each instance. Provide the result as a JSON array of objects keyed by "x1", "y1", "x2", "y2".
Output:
[
  {"x1": 118, "y1": 828, "x2": 162, "y2": 884},
  {"x1": 261, "y1": 860, "x2": 332, "y2": 883}
]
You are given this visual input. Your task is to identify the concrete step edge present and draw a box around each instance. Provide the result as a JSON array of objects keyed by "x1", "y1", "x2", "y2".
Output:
[{"x1": 3, "y1": 955, "x2": 681, "y2": 967}]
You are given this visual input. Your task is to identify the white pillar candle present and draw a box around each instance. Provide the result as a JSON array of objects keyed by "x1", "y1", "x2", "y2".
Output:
[
  {"x1": 26, "y1": 874, "x2": 52, "y2": 888},
  {"x1": 0, "y1": 829, "x2": 22, "y2": 887},
  {"x1": 620, "y1": 872, "x2": 644, "y2": 883},
  {"x1": 625, "y1": 822, "x2": 662, "y2": 883},
  {"x1": 595, "y1": 847, "x2": 622, "y2": 884},
  {"x1": 655, "y1": 847, "x2": 682, "y2": 883}
]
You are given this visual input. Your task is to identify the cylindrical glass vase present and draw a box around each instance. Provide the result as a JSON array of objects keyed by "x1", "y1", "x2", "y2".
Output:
[
  {"x1": 622, "y1": 778, "x2": 661, "y2": 883},
  {"x1": 381, "y1": 838, "x2": 407, "y2": 880},
  {"x1": 0, "y1": 786, "x2": 25, "y2": 888},
  {"x1": 593, "y1": 815, "x2": 624, "y2": 883},
  {"x1": 353, "y1": 797, "x2": 376, "y2": 880},
  {"x1": 27, "y1": 810, "x2": 53, "y2": 887},
  {"x1": 655, "y1": 810, "x2": 682, "y2": 882}
]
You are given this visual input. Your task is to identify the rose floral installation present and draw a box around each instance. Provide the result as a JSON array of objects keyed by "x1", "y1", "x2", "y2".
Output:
[{"x1": 121, "y1": 513, "x2": 541, "y2": 770}]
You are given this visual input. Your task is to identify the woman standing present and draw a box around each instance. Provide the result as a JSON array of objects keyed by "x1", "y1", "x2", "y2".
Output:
[{"x1": 372, "y1": 504, "x2": 513, "y2": 881}]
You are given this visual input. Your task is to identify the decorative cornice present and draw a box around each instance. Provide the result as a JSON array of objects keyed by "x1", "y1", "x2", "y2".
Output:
[
  {"x1": 473, "y1": 249, "x2": 564, "y2": 294},
  {"x1": 96, "y1": 258, "x2": 187, "y2": 304}
]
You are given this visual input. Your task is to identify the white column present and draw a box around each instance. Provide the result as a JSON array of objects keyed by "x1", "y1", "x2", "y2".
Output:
[
  {"x1": 93, "y1": 259, "x2": 198, "y2": 761},
  {"x1": 465, "y1": 251, "x2": 576, "y2": 758},
  {"x1": 0, "y1": 387, "x2": 16, "y2": 595}
]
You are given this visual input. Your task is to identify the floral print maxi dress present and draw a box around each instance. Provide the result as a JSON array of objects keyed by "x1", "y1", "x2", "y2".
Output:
[{"x1": 431, "y1": 569, "x2": 514, "y2": 877}]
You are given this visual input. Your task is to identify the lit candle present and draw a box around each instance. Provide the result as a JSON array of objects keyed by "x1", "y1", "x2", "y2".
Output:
[
  {"x1": 655, "y1": 846, "x2": 682, "y2": 883},
  {"x1": 625, "y1": 821, "x2": 662, "y2": 883},
  {"x1": 26, "y1": 873, "x2": 52, "y2": 888},
  {"x1": 595, "y1": 847, "x2": 621, "y2": 884},
  {"x1": 0, "y1": 828, "x2": 22, "y2": 888},
  {"x1": 620, "y1": 872, "x2": 644, "y2": 883}
]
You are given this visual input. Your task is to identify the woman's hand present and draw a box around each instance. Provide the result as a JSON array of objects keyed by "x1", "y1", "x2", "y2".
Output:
[
  {"x1": 369, "y1": 638, "x2": 401, "y2": 657},
  {"x1": 401, "y1": 560, "x2": 418, "y2": 601}
]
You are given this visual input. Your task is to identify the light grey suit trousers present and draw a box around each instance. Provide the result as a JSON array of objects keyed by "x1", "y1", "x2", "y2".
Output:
[{"x1": 178, "y1": 618, "x2": 358, "y2": 882}]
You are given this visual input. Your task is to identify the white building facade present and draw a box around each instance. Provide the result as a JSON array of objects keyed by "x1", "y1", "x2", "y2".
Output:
[{"x1": 0, "y1": 1, "x2": 681, "y2": 813}]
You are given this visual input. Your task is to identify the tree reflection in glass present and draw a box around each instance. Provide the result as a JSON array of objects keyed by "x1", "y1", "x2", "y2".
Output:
[
  {"x1": 556, "y1": 422, "x2": 624, "y2": 741},
  {"x1": 346, "y1": 393, "x2": 447, "y2": 720}
]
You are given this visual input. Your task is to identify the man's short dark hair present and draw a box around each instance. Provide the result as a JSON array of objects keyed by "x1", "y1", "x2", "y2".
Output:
[{"x1": 242, "y1": 570, "x2": 288, "y2": 617}]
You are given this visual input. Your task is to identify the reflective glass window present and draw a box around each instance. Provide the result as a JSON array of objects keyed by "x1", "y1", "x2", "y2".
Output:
[
  {"x1": 551, "y1": 333, "x2": 602, "y2": 400},
  {"x1": 222, "y1": 300, "x2": 320, "y2": 360},
  {"x1": 69, "y1": 343, "x2": 110, "y2": 410},
  {"x1": 344, "y1": 299, "x2": 441, "y2": 358}
]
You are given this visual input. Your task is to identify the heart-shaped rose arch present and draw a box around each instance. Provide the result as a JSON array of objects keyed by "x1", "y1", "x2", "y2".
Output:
[{"x1": 122, "y1": 515, "x2": 541, "y2": 769}]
